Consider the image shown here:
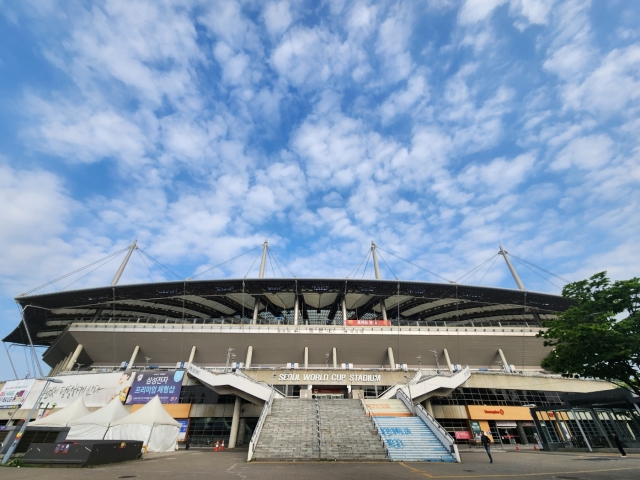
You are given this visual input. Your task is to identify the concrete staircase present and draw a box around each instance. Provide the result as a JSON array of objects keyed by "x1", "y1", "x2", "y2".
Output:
[
  {"x1": 252, "y1": 398, "x2": 388, "y2": 461},
  {"x1": 252, "y1": 399, "x2": 318, "y2": 460},
  {"x1": 367, "y1": 400, "x2": 457, "y2": 462},
  {"x1": 318, "y1": 399, "x2": 388, "y2": 460}
]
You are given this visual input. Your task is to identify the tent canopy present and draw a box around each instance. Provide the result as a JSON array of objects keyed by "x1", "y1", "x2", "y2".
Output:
[
  {"x1": 69, "y1": 396, "x2": 129, "y2": 427},
  {"x1": 29, "y1": 397, "x2": 90, "y2": 427},
  {"x1": 109, "y1": 395, "x2": 180, "y2": 427}
]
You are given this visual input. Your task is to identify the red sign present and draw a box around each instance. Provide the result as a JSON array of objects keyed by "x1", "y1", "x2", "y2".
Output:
[
  {"x1": 454, "y1": 431, "x2": 471, "y2": 440},
  {"x1": 483, "y1": 409, "x2": 505, "y2": 415},
  {"x1": 345, "y1": 319, "x2": 391, "y2": 326}
]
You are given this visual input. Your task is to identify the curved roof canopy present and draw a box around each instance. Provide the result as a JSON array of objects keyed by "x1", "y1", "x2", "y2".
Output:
[{"x1": 5, "y1": 278, "x2": 572, "y2": 346}]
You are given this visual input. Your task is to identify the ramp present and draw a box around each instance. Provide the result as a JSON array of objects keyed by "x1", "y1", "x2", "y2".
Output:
[
  {"x1": 187, "y1": 364, "x2": 283, "y2": 403},
  {"x1": 379, "y1": 366, "x2": 470, "y2": 401}
]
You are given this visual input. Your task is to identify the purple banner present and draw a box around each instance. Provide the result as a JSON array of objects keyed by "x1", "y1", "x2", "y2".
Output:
[{"x1": 125, "y1": 371, "x2": 184, "y2": 404}]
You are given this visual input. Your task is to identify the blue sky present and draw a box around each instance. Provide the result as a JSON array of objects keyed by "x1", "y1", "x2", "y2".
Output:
[{"x1": 1, "y1": 0, "x2": 639, "y2": 379}]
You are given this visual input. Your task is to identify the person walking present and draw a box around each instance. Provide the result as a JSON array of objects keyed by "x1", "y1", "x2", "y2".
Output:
[
  {"x1": 612, "y1": 432, "x2": 626, "y2": 457},
  {"x1": 481, "y1": 431, "x2": 493, "y2": 463},
  {"x1": 185, "y1": 435, "x2": 192, "y2": 450}
]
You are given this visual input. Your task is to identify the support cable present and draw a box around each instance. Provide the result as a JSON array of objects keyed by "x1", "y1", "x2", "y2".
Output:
[
  {"x1": 362, "y1": 251, "x2": 372, "y2": 279},
  {"x1": 269, "y1": 249, "x2": 295, "y2": 278},
  {"x1": 191, "y1": 245, "x2": 261, "y2": 280},
  {"x1": 376, "y1": 246, "x2": 453, "y2": 283},
  {"x1": 21, "y1": 247, "x2": 130, "y2": 296},
  {"x1": 3, "y1": 343, "x2": 18, "y2": 379},
  {"x1": 347, "y1": 250, "x2": 370, "y2": 279},
  {"x1": 267, "y1": 249, "x2": 277, "y2": 278},
  {"x1": 508, "y1": 253, "x2": 570, "y2": 284},
  {"x1": 456, "y1": 254, "x2": 499, "y2": 284},
  {"x1": 136, "y1": 249, "x2": 157, "y2": 282},
  {"x1": 244, "y1": 250, "x2": 263, "y2": 278},
  {"x1": 476, "y1": 254, "x2": 500, "y2": 286},
  {"x1": 376, "y1": 249, "x2": 398, "y2": 280},
  {"x1": 138, "y1": 249, "x2": 181, "y2": 280},
  {"x1": 511, "y1": 256, "x2": 562, "y2": 290},
  {"x1": 60, "y1": 252, "x2": 124, "y2": 291}
]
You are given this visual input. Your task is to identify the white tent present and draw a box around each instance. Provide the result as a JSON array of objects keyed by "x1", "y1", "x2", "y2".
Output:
[
  {"x1": 29, "y1": 397, "x2": 91, "y2": 427},
  {"x1": 66, "y1": 396, "x2": 130, "y2": 440},
  {"x1": 104, "y1": 396, "x2": 180, "y2": 452}
]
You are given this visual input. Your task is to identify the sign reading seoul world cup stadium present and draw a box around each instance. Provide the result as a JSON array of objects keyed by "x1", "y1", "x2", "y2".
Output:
[{"x1": 126, "y1": 371, "x2": 184, "y2": 404}]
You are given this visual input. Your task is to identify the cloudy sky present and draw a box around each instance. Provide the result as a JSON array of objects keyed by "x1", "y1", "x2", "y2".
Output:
[{"x1": 1, "y1": 0, "x2": 639, "y2": 378}]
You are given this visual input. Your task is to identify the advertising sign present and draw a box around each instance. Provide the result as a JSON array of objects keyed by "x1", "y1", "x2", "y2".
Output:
[
  {"x1": 21, "y1": 372, "x2": 133, "y2": 409},
  {"x1": 125, "y1": 371, "x2": 184, "y2": 404},
  {"x1": 470, "y1": 420, "x2": 482, "y2": 437},
  {"x1": 177, "y1": 419, "x2": 189, "y2": 441},
  {"x1": 454, "y1": 431, "x2": 471, "y2": 440},
  {"x1": 0, "y1": 379, "x2": 36, "y2": 409},
  {"x1": 345, "y1": 319, "x2": 391, "y2": 326}
]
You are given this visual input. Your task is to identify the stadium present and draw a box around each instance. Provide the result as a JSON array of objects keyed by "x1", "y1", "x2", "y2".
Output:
[{"x1": 1, "y1": 241, "x2": 633, "y2": 460}]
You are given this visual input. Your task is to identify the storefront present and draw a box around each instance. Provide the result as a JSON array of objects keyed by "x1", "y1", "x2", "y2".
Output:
[{"x1": 466, "y1": 405, "x2": 535, "y2": 445}]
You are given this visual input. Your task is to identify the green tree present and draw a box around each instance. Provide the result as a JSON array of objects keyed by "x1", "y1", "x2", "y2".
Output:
[{"x1": 538, "y1": 272, "x2": 640, "y2": 395}]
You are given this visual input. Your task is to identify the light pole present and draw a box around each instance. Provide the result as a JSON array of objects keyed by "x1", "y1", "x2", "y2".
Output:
[
  {"x1": 404, "y1": 373, "x2": 414, "y2": 416},
  {"x1": 416, "y1": 355, "x2": 422, "y2": 371},
  {"x1": 325, "y1": 353, "x2": 329, "y2": 368},
  {"x1": 1, "y1": 377, "x2": 63, "y2": 465},
  {"x1": 429, "y1": 349, "x2": 441, "y2": 374},
  {"x1": 144, "y1": 357, "x2": 151, "y2": 370}
]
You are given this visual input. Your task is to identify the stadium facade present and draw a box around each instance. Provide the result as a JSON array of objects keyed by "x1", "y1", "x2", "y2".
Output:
[{"x1": 1, "y1": 241, "x2": 632, "y2": 452}]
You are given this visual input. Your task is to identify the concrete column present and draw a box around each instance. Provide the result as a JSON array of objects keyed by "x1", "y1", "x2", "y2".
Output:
[
  {"x1": 341, "y1": 298, "x2": 348, "y2": 324},
  {"x1": 126, "y1": 345, "x2": 139, "y2": 371},
  {"x1": 443, "y1": 348, "x2": 454, "y2": 373},
  {"x1": 304, "y1": 347, "x2": 309, "y2": 369},
  {"x1": 228, "y1": 396, "x2": 242, "y2": 449},
  {"x1": 245, "y1": 346, "x2": 253, "y2": 369},
  {"x1": 332, "y1": 347, "x2": 337, "y2": 368},
  {"x1": 516, "y1": 421, "x2": 528, "y2": 445},
  {"x1": 293, "y1": 297, "x2": 299, "y2": 325},
  {"x1": 423, "y1": 399, "x2": 434, "y2": 416},
  {"x1": 380, "y1": 301, "x2": 388, "y2": 321},
  {"x1": 187, "y1": 346, "x2": 196, "y2": 368},
  {"x1": 498, "y1": 349, "x2": 509, "y2": 372},
  {"x1": 252, "y1": 301, "x2": 260, "y2": 324},
  {"x1": 64, "y1": 344, "x2": 83, "y2": 371},
  {"x1": 237, "y1": 418, "x2": 247, "y2": 447},
  {"x1": 387, "y1": 347, "x2": 395, "y2": 369}
]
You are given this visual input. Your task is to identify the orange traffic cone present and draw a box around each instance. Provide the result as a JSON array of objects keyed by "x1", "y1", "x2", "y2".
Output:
[
  {"x1": 533, "y1": 444, "x2": 538, "y2": 450},
  {"x1": 214, "y1": 440, "x2": 219, "y2": 452},
  {"x1": 515, "y1": 445, "x2": 520, "y2": 451},
  {"x1": 221, "y1": 440, "x2": 225, "y2": 451}
]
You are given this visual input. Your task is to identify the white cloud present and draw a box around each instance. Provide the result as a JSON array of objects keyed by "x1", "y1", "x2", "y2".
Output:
[
  {"x1": 458, "y1": 0, "x2": 507, "y2": 25},
  {"x1": 263, "y1": 1, "x2": 293, "y2": 36},
  {"x1": 460, "y1": 152, "x2": 537, "y2": 195},
  {"x1": 380, "y1": 74, "x2": 429, "y2": 123},
  {"x1": 551, "y1": 134, "x2": 614, "y2": 171},
  {"x1": 374, "y1": 4, "x2": 414, "y2": 84}
]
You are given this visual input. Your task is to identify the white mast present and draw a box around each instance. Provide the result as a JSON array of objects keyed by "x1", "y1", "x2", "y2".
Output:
[
  {"x1": 499, "y1": 244, "x2": 525, "y2": 291},
  {"x1": 371, "y1": 241, "x2": 388, "y2": 321},
  {"x1": 252, "y1": 240, "x2": 268, "y2": 324},
  {"x1": 111, "y1": 240, "x2": 138, "y2": 286}
]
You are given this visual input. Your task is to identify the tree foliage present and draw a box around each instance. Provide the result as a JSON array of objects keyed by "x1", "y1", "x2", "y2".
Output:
[{"x1": 538, "y1": 272, "x2": 640, "y2": 395}]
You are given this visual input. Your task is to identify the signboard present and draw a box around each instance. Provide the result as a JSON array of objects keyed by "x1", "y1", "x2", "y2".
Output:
[
  {"x1": 454, "y1": 431, "x2": 471, "y2": 440},
  {"x1": 466, "y1": 405, "x2": 533, "y2": 421},
  {"x1": 0, "y1": 379, "x2": 36, "y2": 409},
  {"x1": 469, "y1": 421, "x2": 482, "y2": 437},
  {"x1": 125, "y1": 371, "x2": 184, "y2": 404},
  {"x1": 345, "y1": 319, "x2": 391, "y2": 326},
  {"x1": 22, "y1": 373, "x2": 134, "y2": 409},
  {"x1": 177, "y1": 419, "x2": 189, "y2": 441}
]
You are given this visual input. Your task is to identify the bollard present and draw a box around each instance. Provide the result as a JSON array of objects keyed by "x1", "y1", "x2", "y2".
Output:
[
  {"x1": 214, "y1": 440, "x2": 219, "y2": 452},
  {"x1": 221, "y1": 440, "x2": 225, "y2": 451}
]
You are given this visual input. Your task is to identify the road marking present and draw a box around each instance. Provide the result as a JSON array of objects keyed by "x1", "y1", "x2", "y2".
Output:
[{"x1": 397, "y1": 462, "x2": 640, "y2": 478}]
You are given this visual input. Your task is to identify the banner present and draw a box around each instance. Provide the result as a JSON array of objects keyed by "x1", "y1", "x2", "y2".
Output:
[
  {"x1": 0, "y1": 379, "x2": 36, "y2": 409},
  {"x1": 345, "y1": 319, "x2": 391, "y2": 326},
  {"x1": 21, "y1": 372, "x2": 134, "y2": 409},
  {"x1": 454, "y1": 431, "x2": 471, "y2": 440},
  {"x1": 125, "y1": 371, "x2": 184, "y2": 404},
  {"x1": 177, "y1": 419, "x2": 189, "y2": 441}
]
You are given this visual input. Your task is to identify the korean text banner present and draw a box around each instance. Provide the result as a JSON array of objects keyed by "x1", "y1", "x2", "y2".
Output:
[
  {"x1": 0, "y1": 379, "x2": 36, "y2": 409},
  {"x1": 126, "y1": 371, "x2": 184, "y2": 404},
  {"x1": 21, "y1": 372, "x2": 133, "y2": 409}
]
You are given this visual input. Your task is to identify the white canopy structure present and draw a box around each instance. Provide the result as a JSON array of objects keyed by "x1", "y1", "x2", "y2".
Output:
[
  {"x1": 29, "y1": 397, "x2": 90, "y2": 427},
  {"x1": 66, "y1": 396, "x2": 130, "y2": 440},
  {"x1": 104, "y1": 396, "x2": 180, "y2": 452}
]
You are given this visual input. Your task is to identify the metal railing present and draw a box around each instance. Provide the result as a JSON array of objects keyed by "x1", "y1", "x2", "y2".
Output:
[
  {"x1": 396, "y1": 389, "x2": 461, "y2": 462},
  {"x1": 247, "y1": 388, "x2": 275, "y2": 461}
]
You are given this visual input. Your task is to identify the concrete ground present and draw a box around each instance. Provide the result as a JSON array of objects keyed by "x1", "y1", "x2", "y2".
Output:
[{"x1": 1, "y1": 448, "x2": 639, "y2": 480}]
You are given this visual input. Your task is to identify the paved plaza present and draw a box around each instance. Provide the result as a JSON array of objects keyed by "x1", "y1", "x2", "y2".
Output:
[{"x1": 1, "y1": 448, "x2": 638, "y2": 480}]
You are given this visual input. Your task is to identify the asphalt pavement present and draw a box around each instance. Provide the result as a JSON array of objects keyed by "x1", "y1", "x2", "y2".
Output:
[{"x1": 1, "y1": 448, "x2": 638, "y2": 480}]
